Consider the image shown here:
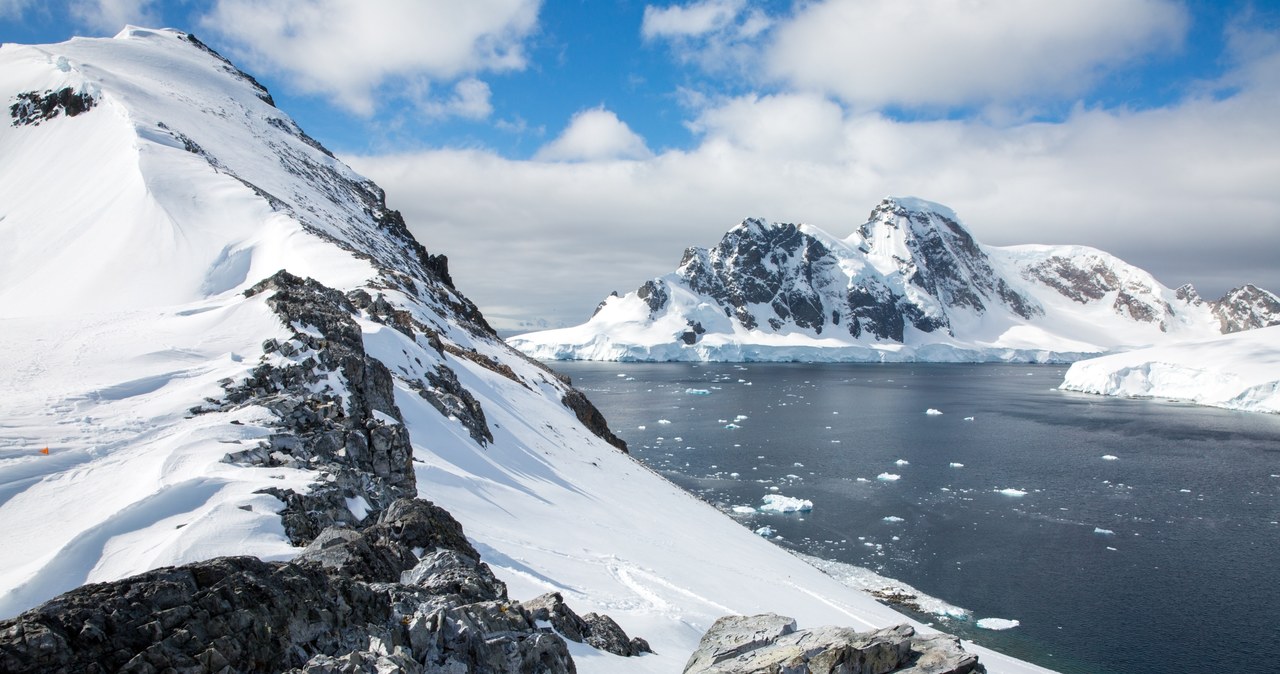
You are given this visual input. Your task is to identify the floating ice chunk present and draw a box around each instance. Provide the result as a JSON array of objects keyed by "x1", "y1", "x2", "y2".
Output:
[
  {"x1": 1102, "y1": 455, "x2": 1119, "y2": 461},
  {"x1": 856, "y1": 477, "x2": 870, "y2": 483},
  {"x1": 976, "y1": 618, "x2": 1020, "y2": 630},
  {"x1": 760, "y1": 494, "x2": 813, "y2": 513},
  {"x1": 724, "y1": 423, "x2": 740, "y2": 429},
  {"x1": 769, "y1": 486, "x2": 779, "y2": 492},
  {"x1": 883, "y1": 516, "x2": 904, "y2": 523},
  {"x1": 1106, "y1": 546, "x2": 1118, "y2": 551},
  {"x1": 729, "y1": 472, "x2": 740, "y2": 478},
  {"x1": 637, "y1": 425, "x2": 646, "y2": 430},
  {"x1": 754, "y1": 526, "x2": 775, "y2": 537},
  {"x1": 926, "y1": 408, "x2": 943, "y2": 415},
  {"x1": 1094, "y1": 527, "x2": 1115, "y2": 535},
  {"x1": 616, "y1": 373, "x2": 627, "y2": 377},
  {"x1": 877, "y1": 473, "x2": 901, "y2": 482},
  {"x1": 1179, "y1": 488, "x2": 1191, "y2": 493},
  {"x1": 685, "y1": 388, "x2": 710, "y2": 395},
  {"x1": 963, "y1": 416, "x2": 975, "y2": 421},
  {"x1": 794, "y1": 462, "x2": 804, "y2": 467},
  {"x1": 734, "y1": 414, "x2": 749, "y2": 421},
  {"x1": 947, "y1": 462, "x2": 964, "y2": 469},
  {"x1": 997, "y1": 488, "x2": 1027, "y2": 496},
  {"x1": 657, "y1": 419, "x2": 672, "y2": 425},
  {"x1": 894, "y1": 459, "x2": 910, "y2": 466},
  {"x1": 731, "y1": 505, "x2": 755, "y2": 514}
]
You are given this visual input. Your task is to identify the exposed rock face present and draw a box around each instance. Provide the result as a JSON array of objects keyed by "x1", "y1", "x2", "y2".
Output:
[
  {"x1": 210, "y1": 270, "x2": 415, "y2": 545},
  {"x1": 561, "y1": 388, "x2": 629, "y2": 452},
  {"x1": 9, "y1": 87, "x2": 96, "y2": 126},
  {"x1": 683, "y1": 613, "x2": 983, "y2": 674},
  {"x1": 523, "y1": 592, "x2": 651, "y2": 657},
  {"x1": 0, "y1": 498, "x2": 644, "y2": 673},
  {"x1": 1210, "y1": 283, "x2": 1280, "y2": 333}
]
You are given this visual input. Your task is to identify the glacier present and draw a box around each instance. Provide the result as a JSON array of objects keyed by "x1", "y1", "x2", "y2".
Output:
[{"x1": 1060, "y1": 325, "x2": 1280, "y2": 414}]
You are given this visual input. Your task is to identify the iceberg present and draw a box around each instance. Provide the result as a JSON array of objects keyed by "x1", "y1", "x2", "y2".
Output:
[{"x1": 760, "y1": 494, "x2": 814, "y2": 513}]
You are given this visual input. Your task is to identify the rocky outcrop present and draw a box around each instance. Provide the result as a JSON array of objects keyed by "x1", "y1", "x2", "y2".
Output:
[
  {"x1": 683, "y1": 613, "x2": 982, "y2": 674},
  {"x1": 9, "y1": 87, "x2": 96, "y2": 126},
  {"x1": 1210, "y1": 283, "x2": 1280, "y2": 333},
  {"x1": 561, "y1": 388, "x2": 628, "y2": 452},
  {"x1": 207, "y1": 271, "x2": 415, "y2": 545},
  {"x1": 523, "y1": 592, "x2": 650, "y2": 657},
  {"x1": 0, "y1": 498, "x2": 645, "y2": 673}
]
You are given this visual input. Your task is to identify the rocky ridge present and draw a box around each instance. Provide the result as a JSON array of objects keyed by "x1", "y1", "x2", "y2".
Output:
[{"x1": 0, "y1": 498, "x2": 652, "y2": 673}]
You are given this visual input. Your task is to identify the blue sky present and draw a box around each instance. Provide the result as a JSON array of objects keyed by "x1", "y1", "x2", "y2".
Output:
[{"x1": 3, "y1": 1, "x2": 1280, "y2": 329}]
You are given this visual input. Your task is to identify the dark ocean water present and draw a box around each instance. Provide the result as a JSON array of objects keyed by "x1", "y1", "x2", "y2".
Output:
[{"x1": 551, "y1": 361, "x2": 1280, "y2": 674}]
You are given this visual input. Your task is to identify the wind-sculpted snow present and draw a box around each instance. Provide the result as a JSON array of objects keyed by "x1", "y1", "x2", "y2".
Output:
[
  {"x1": 512, "y1": 197, "x2": 1277, "y2": 362},
  {"x1": 0, "y1": 28, "x2": 1058, "y2": 673},
  {"x1": 1060, "y1": 325, "x2": 1280, "y2": 414}
]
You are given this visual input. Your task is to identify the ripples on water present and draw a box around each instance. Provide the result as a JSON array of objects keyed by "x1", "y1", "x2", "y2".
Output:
[{"x1": 552, "y1": 362, "x2": 1280, "y2": 674}]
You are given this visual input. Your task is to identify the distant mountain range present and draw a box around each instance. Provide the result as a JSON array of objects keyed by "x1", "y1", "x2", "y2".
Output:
[{"x1": 511, "y1": 196, "x2": 1279, "y2": 362}]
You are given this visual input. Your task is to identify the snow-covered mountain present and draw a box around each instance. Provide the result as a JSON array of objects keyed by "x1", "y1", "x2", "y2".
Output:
[
  {"x1": 511, "y1": 197, "x2": 1277, "y2": 362},
  {"x1": 0, "y1": 29, "x2": 1052, "y2": 673},
  {"x1": 1060, "y1": 325, "x2": 1280, "y2": 414}
]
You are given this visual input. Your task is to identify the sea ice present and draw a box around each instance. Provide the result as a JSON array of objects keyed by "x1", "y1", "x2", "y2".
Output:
[
  {"x1": 760, "y1": 494, "x2": 814, "y2": 513},
  {"x1": 894, "y1": 459, "x2": 910, "y2": 466},
  {"x1": 926, "y1": 408, "x2": 943, "y2": 415},
  {"x1": 724, "y1": 423, "x2": 740, "y2": 429},
  {"x1": 1102, "y1": 455, "x2": 1119, "y2": 461},
  {"x1": 883, "y1": 516, "x2": 904, "y2": 523},
  {"x1": 685, "y1": 388, "x2": 710, "y2": 395},
  {"x1": 657, "y1": 419, "x2": 672, "y2": 425},
  {"x1": 637, "y1": 425, "x2": 646, "y2": 430},
  {"x1": 731, "y1": 505, "x2": 755, "y2": 514},
  {"x1": 997, "y1": 488, "x2": 1027, "y2": 496},
  {"x1": 877, "y1": 473, "x2": 901, "y2": 482},
  {"x1": 754, "y1": 526, "x2": 775, "y2": 537},
  {"x1": 963, "y1": 416, "x2": 975, "y2": 421},
  {"x1": 949, "y1": 462, "x2": 965, "y2": 468},
  {"x1": 1094, "y1": 527, "x2": 1115, "y2": 535},
  {"x1": 976, "y1": 618, "x2": 1020, "y2": 630}
]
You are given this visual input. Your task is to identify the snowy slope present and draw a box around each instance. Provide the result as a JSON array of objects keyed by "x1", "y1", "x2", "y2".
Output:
[
  {"x1": 0, "y1": 29, "x2": 1052, "y2": 673},
  {"x1": 1059, "y1": 325, "x2": 1280, "y2": 414},
  {"x1": 510, "y1": 197, "x2": 1264, "y2": 362}
]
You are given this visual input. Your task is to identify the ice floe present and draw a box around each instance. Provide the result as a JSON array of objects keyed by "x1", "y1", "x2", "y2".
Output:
[
  {"x1": 976, "y1": 618, "x2": 1020, "y2": 630},
  {"x1": 760, "y1": 494, "x2": 813, "y2": 513},
  {"x1": 877, "y1": 473, "x2": 901, "y2": 482}
]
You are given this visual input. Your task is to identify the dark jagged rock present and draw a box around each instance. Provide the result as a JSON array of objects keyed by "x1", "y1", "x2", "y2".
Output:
[
  {"x1": 561, "y1": 388, "x2": 628, "y2": 453},
  {"x1": 0, "y1": 498, "x2": 643, "y2": 673},
  {"x1": 209, "y1": 271, "x2": 416, "y2": 545},
  {"x1": 9, "y1": 87, "x2": 96, "y2": 126},
  {"x1": 637, "y1": 279, "x2": 669, "y2": 315},
  {"x1": 683, "y1": 614, "x2": 983, "y2": 674},
  {"x1": 523, "y1": 592, "x2": 650, "y2": 657},
  {"x1": 413, "y1": 362, "x2": 494, "y2": 446}
]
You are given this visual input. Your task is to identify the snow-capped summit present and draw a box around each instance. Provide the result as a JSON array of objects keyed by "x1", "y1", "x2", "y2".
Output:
[
  {"x1": 511, "y1": 197, "x2": 1275, "y2": 362},
  {"x1": 0, "y1": 29, "x2": 1054, "y2": 673}
]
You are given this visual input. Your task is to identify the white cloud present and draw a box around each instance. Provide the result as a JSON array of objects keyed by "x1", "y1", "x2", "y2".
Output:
[
  {"x1": 641, "y1": 0, "x2": 770, "y2": 75},
  {"x1": 69, "y1": 0, "x2": 160, "y2": 32},
  {"x1": 766, "y1": 0, "x2": 1189, "y2": 109},
  {"x1": 534, "y1": 107, "x2": 653, "y2": 162},
  {"x1": 642, "y1": 0, "x2": 745, "y2": 39},
  {"x1": 418, "y1": 78, "x2": 493, "y2": 120},
  {"x1": 200, "y1": 0, "x2": 539, "y2": 115},
  {"x1": 349, "y1": 70, "x2": 1280, "y2": 329}
]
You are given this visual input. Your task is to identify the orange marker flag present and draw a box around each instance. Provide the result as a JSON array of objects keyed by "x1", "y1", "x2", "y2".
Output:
[{"x1": 40, "y1": 447, "x2": 48, "y2": 455}]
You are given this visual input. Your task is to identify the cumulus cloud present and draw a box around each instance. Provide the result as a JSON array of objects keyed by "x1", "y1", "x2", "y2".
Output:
[
  {"x1": 534, "y1": 107, "x2": 653, "y2": 162},
  {"x1": 199, "y1": 0, "x2": 539, "y2": 115},
  {"x1": 348, "y1": 65, "x2": 1280, "y2": 329},
  {"x1": 766, "y1": 0, "x2": 1188, "y2": 109},
  {"x1": 642, "y1": 0, "x2": 746, "y2": 39},
  {"x1": 641, "y1": 0, "x2": 770, "y2": 74}
]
